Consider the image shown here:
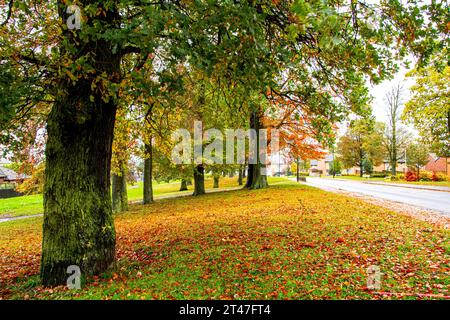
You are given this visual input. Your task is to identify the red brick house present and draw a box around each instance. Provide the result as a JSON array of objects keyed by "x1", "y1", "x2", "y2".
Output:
[{"x1": 423, "y1": 154, "x2": 449, "y2": 175}]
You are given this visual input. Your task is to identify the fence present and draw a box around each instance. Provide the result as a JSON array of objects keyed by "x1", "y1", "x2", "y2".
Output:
[{"x1": 0, "y1": 188, "x2": 23, "y2": 199}]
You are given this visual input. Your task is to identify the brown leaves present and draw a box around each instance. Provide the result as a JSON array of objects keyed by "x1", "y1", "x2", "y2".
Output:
[{"x1": 1, "y1": 182, "x2": 449, "y2": 300}]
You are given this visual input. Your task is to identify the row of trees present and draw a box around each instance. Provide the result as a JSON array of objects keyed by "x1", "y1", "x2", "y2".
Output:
[
  {"x1": 337, "y1": 113, "x2": 434, "y2": 178},
  {"x1": 0, "y1": 1, "x2": 447, "y2": 286},
  {"x1": 337, "y1": 64, "x2": 449, "y2": 177}
]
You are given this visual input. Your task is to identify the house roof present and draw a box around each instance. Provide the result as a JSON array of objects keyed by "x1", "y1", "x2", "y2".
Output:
[
  {"x1": 424, "y1": 154, "x2": 447, "y2": 172},
  {"x1": 0, "y1": 166, "x2": 19, "y2": 181}
]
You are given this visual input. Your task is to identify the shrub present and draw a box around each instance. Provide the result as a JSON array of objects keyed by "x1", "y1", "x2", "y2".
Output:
[
  {"x1": 371, "y1": 172, "x2": 388, "y2": 178},
  {"x1": 418, "y1": 171, "x2": 433, "y2": 181},
  {"x1": 16, "y1": 163, "x2": 45, "y2": 195},
  {"x1": 432, "y1": 172, "x2": 449, "y2": 182},
  {"x1": 405, "y1": 171, "x2": 417, "y2": 182},
  {"x1": 386, "y1": 175, "x2": 401, "y2": 181},
  {"x1": 431, "y1": 172, "x2": 438, "y2": 182}
]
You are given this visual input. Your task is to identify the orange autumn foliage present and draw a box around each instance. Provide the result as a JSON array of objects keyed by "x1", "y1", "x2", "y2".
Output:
[{"x1": 263, "y1": 94, "x2": 330, "y2": 161}]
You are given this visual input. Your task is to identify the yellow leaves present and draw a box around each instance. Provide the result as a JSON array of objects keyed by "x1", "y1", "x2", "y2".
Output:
[
  {"x1": 2, "y1": 181, "x2": 450, "y2": 299},
  {"x1": 65, "y1": 70, "x2": 77, "y2": 82}
]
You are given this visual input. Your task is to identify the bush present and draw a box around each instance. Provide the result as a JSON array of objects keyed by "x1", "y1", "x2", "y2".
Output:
[
  {"x1": 432, "y1": 172, "x2": 449, "y2": 182},
  {"x1": 418, "y1": 171, "x2": 433, "y2": 181},
  {"x1": 405, "y1": 171, "x2": 417, "y2": 182},
  {"x1": 299, "y1": 172, "x2": 309, "y2": 177},
  {"x1": 385, "y1": 175, "x2": 401, "y2": 181},
  {"x1": 431, "y1": 172, "x2": 438, "y2": 182},
  {"x1": 16, "y1": 163, "x2": 45, "y2": 195},
  {"x1": 371, "y1": 172, "x2": 388, "y2": 178}
]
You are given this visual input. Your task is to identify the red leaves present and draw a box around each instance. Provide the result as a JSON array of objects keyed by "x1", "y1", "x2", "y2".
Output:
[
  {"x1": 336, "y1": 237, "x2": 346, "y2": 244},
  {"x1": 290, "y1": 242, "x2": 316, "y2": 250},
  {"x1": 259, "y1": 244, "x2": 273, "y2": 252},
  {"x1": 1, "y1": 182, "x2": 449, "y2": 300},
  {"x1": 405, "y1": 171, "x2": 418, "y2": 182}
]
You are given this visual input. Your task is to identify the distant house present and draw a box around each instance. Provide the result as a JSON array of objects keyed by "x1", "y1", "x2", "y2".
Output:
[
  {"x1": 423, "y1": 154, "x2": 449, "y2": 175},
  {"x1": 375, "y1": 159, "x2": 407, "y2": 174},
  {"x1": 308, "y1": 151, "x2": 408, "y2": 176},
  {"x1": 0, "y1": 166, "x2": 24, "y2": 185},
  {"x1": 309, "y1": 154, "x2": 334, "y2": 176}
]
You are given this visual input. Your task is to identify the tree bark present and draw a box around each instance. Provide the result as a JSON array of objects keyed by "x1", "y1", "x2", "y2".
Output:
[
  {"x1": 112, "y1": 167, "x2": 128, "y2": 213},
  {"x1": 359, "y1": 146, "x2": 364, "y2": 177},
  {"x1": 213, "y1": 175, "x2": 219, "y2": 188},
  {"x1": 42, "y1": 99, "x2": 117, "y2": 286},
  {"x1": 296, "y1": 157, "x2": 300, "y2": 182},
  {"x1": 238, "y1": 165, "x2": 243, "y2": 186},
  {"x1": 180, "y1": 179, "x2": 188, "y2": 191},
  {"x1": 391, "y1": 118, "x2": 397, "y2": 176},
  {"x1": 143, "y1": 142, "x2": 153, "y2": 204},
  {"x1": 42, "y1": 87, "x2": 118, "y2": 287},
  {"x1": 245, "y1": 110, "x2": 268, "y2": 189},
  {"x1": 40, "y1": 3, "x2": 120, "y2": 286},
  {"x1": 193, "y1": 165, "x2": 205, "y2": 196}
]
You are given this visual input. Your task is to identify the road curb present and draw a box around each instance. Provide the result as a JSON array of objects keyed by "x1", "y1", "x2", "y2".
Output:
[
  {"x1": 360, "y1": 181, "x2": 450, "y2": 193},
  {"x1": 318, "y1": 178, "x2": 450, "y2": 193}
]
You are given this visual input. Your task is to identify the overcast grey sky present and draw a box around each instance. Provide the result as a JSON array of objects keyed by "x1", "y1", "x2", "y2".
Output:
[{"x1": 369, "y1": 66, "x2": 414, "y2": 123}]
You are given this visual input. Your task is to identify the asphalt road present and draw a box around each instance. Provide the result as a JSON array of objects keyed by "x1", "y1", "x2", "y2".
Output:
[{"x1": 303, "y1": 177, "x2": 450, "y2": 216}]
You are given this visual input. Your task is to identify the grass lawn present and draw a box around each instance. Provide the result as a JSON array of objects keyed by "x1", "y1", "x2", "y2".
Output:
[
  {"x1": 324, "y1": 175, "x2": 450, "y2": 187},
  {"x1": 1, "y1": 181, "x2": 448, "y2": 300},
  {"x1": 388, "y1": 180, "x2": 450, "y2": 188},
  {"x1": 0, "y1": 194, "x2": 43, "y2": 218},
  {"x1": 327, "y1": 176, "x2": 385, "y2": 181},
  {"x1": 0, "y1": 176, "x2": 288, "y2": 219}
]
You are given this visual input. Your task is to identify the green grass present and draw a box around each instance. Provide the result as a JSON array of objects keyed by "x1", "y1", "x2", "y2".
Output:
[
  {"x1": 1, "y1": 181, "x2": 448, "y2": 300},
  {"x1": 327, "y1": 175, "x2": 385, "y2": 181},
  {"x1": 387, "y1": 180, "x2": 450, "y2": 188},
  {"x1": 0, "y1": 176, "x2": 289, "y2": 218},
  {"x1": 321, "y1": 175, "x2": 450, "y2": 187},
  {"x1": 0, "y1": 194, "x2": 43, "y2": 218}
]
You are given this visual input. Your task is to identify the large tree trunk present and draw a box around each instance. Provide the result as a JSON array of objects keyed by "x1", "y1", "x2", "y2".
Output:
[
  {"x1": 180, "y1": 179, "x2": 188, "y2": 191},
  {"x1": 41, "y1": 84, "x2": 118, "y2": 287},
  {"x1": 193, "y1": 165, "x2": 206, "y2": 196},
  {"x1": 143, "y1": 142, "x2": 153, "y2": 204},
  {"x1": 112, "y1": 167, "x2": 128, "y2": 213},
  {"x1": 213, "y1": 176, "x2": 219, "y2": 188},
  {"x1": 40, "y1": 3, "x2": 120, "y2": 286},
  {"x1": 245, "y1": 110, "x2": 268, "y2": 189},
  {"x1": 296, "y1": 157, "x2": 300, "y2": 182}
]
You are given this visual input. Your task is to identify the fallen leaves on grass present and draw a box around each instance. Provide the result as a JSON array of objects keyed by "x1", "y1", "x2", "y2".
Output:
[{"x1": 0, "y1": 183, "x2": 449, "y2": 300}]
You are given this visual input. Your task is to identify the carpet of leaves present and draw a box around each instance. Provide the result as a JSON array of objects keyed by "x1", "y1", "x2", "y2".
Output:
[{"x1": 0, "y1": 183, "x2": 449, "y2": 300}]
